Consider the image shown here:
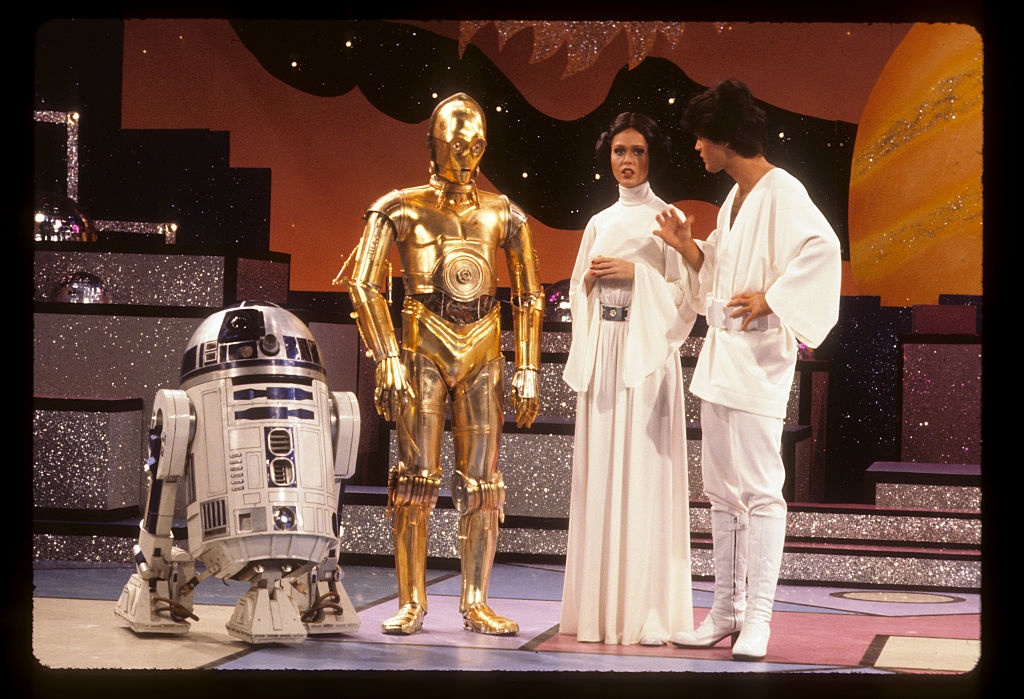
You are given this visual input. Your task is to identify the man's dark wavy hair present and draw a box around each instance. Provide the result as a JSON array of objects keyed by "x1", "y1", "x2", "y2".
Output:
[
  {"x1": 680, "y1": 79, "x2": 770, "y2": 158},
  {"x1": 595, "y1": 112, "x2": 671, "y2": 175}
]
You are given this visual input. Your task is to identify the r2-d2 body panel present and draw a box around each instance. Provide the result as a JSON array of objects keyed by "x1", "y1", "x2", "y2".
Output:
[
  {"x1": 116, "y1": 301, "x2": 360, "y2": 643},
  {"x1": 179, "y1": 302, "x2": 348, "y2": 583}
]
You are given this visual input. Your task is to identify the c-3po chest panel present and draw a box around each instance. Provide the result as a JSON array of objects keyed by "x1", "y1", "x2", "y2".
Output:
[{"x1": 394, "y1": 191, "x2": 508, "y2": 300}]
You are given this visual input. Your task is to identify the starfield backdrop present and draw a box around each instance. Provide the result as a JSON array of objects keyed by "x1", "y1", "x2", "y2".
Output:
[
  {"x1": 102, "y1": 19, "x2": 980, "y2": 305},
  {"x1": 32, "y1": 18, "x2": 984, "y2": 503}
]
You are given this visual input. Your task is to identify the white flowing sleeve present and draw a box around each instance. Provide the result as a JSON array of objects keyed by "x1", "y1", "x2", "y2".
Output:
[
  {"x1": 691, "y1": 227, "x2": 719, "y2": 316},
  {"x1": 622, "y1": 257, "x2": 697, "y2": 388},
  {"x1": 763, "y1": 189, "x2": 842, "y2": 348},
  {"x1": 562, "y1": 219, "x2": 601, "y2": 392},
  {"x1": 662, "y1": 205, "x2": 704, "y2": 317}
]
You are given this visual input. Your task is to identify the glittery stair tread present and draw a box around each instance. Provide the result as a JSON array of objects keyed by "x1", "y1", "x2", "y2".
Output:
[
  {"x1": 776, "y1": 539, "x2": 979, "y2": 556},
  {"x1": 389, "y1": 417, "x2": 813, "y2": 442},
  {"x1": 34, "y1": 239, "x2": 289, "y2": 259},
  {"x1": 34, "y1": 396, "x2": 144, "y2": 410},
  {"x1": 866, "y1": 461, "x2": 980, "y2": 483},
  {"x1": 687, "y1": 537, "x2": 978, "y2": 566},
  {"x1": 34, "y1": 243, "x2": 291, "y2": 307}
]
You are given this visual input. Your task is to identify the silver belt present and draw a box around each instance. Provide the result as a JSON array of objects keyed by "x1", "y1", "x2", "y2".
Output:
[{"x1": 600, "y1": 304, "x2": 629, "y2": 322}]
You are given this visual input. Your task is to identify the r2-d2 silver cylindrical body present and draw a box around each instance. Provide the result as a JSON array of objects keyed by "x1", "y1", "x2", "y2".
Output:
[
  {"x1": 115, "y1": 301, "x2": 361, "y2": 643},
  {"x1": 179, "y1": 301, "x2": 350, "y2": 582}
]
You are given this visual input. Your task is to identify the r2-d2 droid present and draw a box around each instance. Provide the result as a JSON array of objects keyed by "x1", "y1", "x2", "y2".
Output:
[{"x1": 115, "y1": 301, "x2": 361, "y2": 643}]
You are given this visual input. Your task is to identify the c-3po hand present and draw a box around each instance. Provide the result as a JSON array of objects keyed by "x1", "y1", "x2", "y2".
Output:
[
  {"x1": 509, "y1": 367, "x2": 539, "y2": 428},
  {"x1": 374, "y1": 356, "x2": 415, "y2": 422}
]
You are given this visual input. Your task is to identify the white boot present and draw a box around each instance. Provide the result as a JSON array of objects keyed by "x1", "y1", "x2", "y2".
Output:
[
  {"x1": 732, "y1": 513, "x2": 786, "y2": 661},
  {"x1": 672, "y1": 511, "x2": 747, "y2": 648}
]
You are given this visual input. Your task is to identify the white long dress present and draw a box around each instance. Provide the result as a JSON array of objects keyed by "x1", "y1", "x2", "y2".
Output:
[{"x1": 560, "y1": 181, "x2": 697, "y2": 644}]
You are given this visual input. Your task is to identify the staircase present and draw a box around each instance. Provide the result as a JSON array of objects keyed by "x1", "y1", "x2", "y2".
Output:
[{"x1": 32, "y1": 252, "x2": 981, "y2": 594}]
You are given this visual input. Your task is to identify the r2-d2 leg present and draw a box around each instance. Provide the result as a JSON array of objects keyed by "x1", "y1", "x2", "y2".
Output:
[
  {"x1": 115, "y1": 389, "x2": 199, "y2": 634},
  {"x1": 289, "y1": 547, "x2": 361, "y2": 634},
  {"x1": 288, "y1": 390, "x2": 362, "y2": 634}
]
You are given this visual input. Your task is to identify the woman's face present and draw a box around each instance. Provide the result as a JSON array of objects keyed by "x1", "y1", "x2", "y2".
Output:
[{"x1": 610, "y1": 128, "x2": 649, "y2": 188}]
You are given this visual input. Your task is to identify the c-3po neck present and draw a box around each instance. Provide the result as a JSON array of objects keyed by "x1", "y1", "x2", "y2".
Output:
[{"x1": 430, "y1": 174, "x2": 480, "y2": 209}]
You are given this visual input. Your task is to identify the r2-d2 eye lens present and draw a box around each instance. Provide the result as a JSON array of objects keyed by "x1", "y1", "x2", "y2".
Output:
[{"x1": 273, "y1": 506, "x2": 297, "y2": 531}]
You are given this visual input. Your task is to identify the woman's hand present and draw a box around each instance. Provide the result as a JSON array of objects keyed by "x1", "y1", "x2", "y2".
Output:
[{"x1": 587, "y1": 255, "x2": 635, "y2": 281}]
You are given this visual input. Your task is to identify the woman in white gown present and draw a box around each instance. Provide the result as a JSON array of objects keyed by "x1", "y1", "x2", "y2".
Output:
[{"x1": 560, "y1": 113, "x2": 697, "y2": 645}]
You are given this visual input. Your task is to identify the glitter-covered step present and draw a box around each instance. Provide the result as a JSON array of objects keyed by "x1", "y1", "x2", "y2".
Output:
[
  {"x1": 34, "y1": 242, "x2": 291, "y2": 307},
  {"x1": 691, "y1": 500, "x2": 981, "y2": 593},
  {"x1": 33, "y1": 304, "x2": 361, "y2": 446},
  {"x1": 32, "y1": 397, "x2": 145, "y2": 519},
  {"x1": 32, "y1": 486, "x2": 981, "y2": 592},
  {"x1": 332, "y1": 492, "x2": 980, "y2": 592},
  {"x1": 866, "y1": 461, "x2": 980, "y2": 511}
]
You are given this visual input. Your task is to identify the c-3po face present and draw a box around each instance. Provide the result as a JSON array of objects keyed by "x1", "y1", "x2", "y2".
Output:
[{"x1": 430, "y1": 98, "x2": 486, "y2": 184}]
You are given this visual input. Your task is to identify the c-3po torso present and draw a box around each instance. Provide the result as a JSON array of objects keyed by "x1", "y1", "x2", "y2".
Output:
[{"x1": 347, "y1": 172, "x2": 543, "y2": 636}]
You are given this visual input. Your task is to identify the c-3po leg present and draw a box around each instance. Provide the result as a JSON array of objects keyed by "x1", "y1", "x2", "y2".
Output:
[
  {"x1": 381, "y1": 352, "x2": 446, "y2": 635},
  {"x1": 451, "y1": 356, "x2": 518, "y2": 635}
]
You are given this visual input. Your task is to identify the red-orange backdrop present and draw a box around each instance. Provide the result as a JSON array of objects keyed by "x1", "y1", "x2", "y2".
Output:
[{"x1": 120, "y1": 20, "x2": 981, "y2": 304}]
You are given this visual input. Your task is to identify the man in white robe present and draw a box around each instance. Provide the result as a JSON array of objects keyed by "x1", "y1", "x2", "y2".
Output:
[{"x1": 655, "y1": 79, "x2": 842, "y2": 661}]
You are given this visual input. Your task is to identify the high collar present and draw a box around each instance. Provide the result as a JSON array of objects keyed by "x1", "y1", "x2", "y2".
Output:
[{"x1": 618, "y1": 180, "x2": 654, "y2": 206}]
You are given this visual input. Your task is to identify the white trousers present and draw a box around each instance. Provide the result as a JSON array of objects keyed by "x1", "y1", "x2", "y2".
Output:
[{"x1": 700, "y1": 401, "x2": 787, "y2": 520}]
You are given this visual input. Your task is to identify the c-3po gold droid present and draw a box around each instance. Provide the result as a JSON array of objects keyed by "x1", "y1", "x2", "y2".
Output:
[{"x1": 338, "y1": 93, "x2": 543, "y2": 635}]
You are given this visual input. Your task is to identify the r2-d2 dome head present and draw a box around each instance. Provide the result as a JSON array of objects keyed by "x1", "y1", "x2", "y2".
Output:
[
  {"x1": 180, "y1": 301, "x2": 327, "y2": 389},
  {"x1": 176, "y1": 301, "x2": 355, "y2": 587}
]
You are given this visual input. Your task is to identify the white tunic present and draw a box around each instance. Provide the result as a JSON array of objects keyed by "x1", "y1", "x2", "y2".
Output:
[
  {"x1": 688, "y1": 168, "x2": 842, "y2": 419},
  {"x1": 560, "y1": 181, "x2": 696, "y2": 644}
]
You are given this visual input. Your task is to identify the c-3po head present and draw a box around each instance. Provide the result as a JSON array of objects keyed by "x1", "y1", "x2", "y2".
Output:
[{"x1": 429, "y1": 93, "x2": 487, "y2": 185}]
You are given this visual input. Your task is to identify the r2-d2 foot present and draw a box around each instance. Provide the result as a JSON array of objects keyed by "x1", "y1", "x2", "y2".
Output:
[
  {"x1": 115, "y1": 545, "x2": 197, "y2": 634},
  {"x1": 290, "y1": 552, "x2": 361, "y2": 635}
]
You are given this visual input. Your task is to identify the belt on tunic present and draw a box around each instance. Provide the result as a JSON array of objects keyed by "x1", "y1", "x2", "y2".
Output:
[
  {"x1": 600, "y1": 304, "x2": 629, "y2": 321},
  {"x1": 706, "y1": 298, "x2": 780, "y2": 331}
]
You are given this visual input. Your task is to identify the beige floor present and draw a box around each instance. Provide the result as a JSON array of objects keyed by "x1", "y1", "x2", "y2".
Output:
[{"x1": 33, "y1": 597, "x2": 249, "y2": 670}]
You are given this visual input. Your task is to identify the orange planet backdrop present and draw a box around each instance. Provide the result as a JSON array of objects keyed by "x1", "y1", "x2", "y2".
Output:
[
  {"x1": 848, "y1": 23, "x2": 983, "y2": 306},
  {"x1": 118, "y1": 20, "x2": 982, "y2": 303}
]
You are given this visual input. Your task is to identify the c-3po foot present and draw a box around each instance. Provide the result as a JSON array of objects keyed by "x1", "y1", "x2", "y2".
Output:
[
  {"x1": 462, "y1": 602, "x2": 518, "y2": 635},
  {"x1": 381, "y1": 602, "x2": 426, "y2": 635}
]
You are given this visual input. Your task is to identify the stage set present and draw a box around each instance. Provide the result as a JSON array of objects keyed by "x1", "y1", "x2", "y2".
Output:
[{"x1": 29, "y1": 18, "x2": 983, "y2": 688}]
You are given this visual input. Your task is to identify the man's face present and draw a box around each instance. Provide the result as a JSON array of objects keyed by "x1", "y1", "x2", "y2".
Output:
[
  {"x1": 432, "y1": 104, "x2": 486, "y2": 184},
  {"x1": 694, "y1": 136, "x2": 734, "y2": 173}
]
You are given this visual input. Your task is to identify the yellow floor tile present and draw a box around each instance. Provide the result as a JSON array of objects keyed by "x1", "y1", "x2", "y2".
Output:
[{"x1": 874, "y1": 635, "x2": 981, "y2": 673}]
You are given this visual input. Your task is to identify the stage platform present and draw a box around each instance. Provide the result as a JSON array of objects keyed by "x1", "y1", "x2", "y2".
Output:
[{"x1": 30, "y1": 559, "x2": 981, "y2": 683}]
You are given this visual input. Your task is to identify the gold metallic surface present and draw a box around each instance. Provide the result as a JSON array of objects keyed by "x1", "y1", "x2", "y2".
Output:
[
  {"x1": 458, "y1": 508, "x2": 518, "y2": 634},
  {"x1": 381, "y1": 498, "x2": 431, "y2": 634},
  {"x1": 429, "y1": 95, "x2": 487, "y2": 185},
  {"x1": 342, "y1": 93, "x2": 542, "y2": 635}
]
